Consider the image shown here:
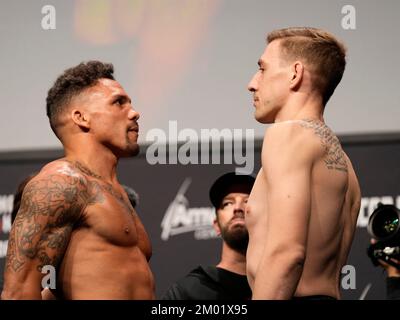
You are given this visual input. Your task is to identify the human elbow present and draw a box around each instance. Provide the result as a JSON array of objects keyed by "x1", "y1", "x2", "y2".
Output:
[
  {"x1": 289, "y1": 249, "x2": 306, "y2": 267},
  {"x1": 1, "y1": 287, "x2": 21, "y2": 300},
  {"x1": 266, "y1": 244, "x2": 306, "y2": 267},
  {"x1": 1, "y1": 283, "x2": 41, "y2": 300}
]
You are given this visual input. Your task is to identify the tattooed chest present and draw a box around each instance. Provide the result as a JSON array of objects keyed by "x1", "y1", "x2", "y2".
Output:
[
  {"x1": 82, "y1": 191, "x2": 140, "y2": 247},
  {"x1": 62, "y1": 161, "x2": 145, "y2": 245}
]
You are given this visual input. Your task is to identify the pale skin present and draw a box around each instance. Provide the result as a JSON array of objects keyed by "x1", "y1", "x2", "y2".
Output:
[
  {"x1": 245, "y1": 40, "x2": 361, "y2": 299},
  {"x1": 213, "y1": 192, "x2": 249, "y2": 275},
  {"x1": 1, "y1": 78, "x2": 155, "y2": 299}
]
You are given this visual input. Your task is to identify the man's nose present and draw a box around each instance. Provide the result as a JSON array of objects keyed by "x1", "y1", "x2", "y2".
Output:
[
  {"x1": 247, "y1": 73, "x2": 258, "y2": 92},
  {"x1": 233, "y1": 201, "x2": 246, "y2": 212},
  {"x1": 128, "y1": 107, "x2": 140, "y2": 121}
]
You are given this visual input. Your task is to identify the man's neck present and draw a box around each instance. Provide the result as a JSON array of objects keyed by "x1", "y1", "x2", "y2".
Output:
[
  {"x1": 64, "y1": 142, "x2": 118, "y2": 183},
  {"x1": 217, "y1": 243, "x2": 247, "y2": 275},
  {"x1": 273, "y1": 94, "x2": 324, "y2": 123}
]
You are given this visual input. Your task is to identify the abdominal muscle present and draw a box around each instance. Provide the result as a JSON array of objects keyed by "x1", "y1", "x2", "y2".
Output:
[{"x1": 57, "y1": 228, "x2": 155, "y2": 300}]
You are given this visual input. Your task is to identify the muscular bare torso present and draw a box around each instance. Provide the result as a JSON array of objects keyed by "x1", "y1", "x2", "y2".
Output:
[
  {"x1": 246, "y1": 120, "x2": 361, "y2": 299},
  {"x1": 45, "y1": 160, "x2": 155, "y2": 299}
]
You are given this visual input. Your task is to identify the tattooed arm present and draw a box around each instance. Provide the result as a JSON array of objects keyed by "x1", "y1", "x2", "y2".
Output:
[{"x1": 1, "y1": 171, "x2": 87, "y2": 299}]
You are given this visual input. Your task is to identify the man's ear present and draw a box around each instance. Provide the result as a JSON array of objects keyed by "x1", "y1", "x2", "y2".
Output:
[
  {"x1": 213, "y1": 217, "x2": 221, "y2": 236},
  {"x1": 71, "y1": 109, "x2": 90, "y2": 131},
  {"x1": 289, "y1": 61, "x2": 304, "y2": 90}
]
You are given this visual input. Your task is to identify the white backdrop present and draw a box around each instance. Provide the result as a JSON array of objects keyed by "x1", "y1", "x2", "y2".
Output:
[{"x1": 0, "y1": 0, "x2": 399, "y2": 152}]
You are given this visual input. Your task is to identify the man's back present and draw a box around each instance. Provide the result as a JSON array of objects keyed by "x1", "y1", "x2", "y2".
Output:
[
  {"x1": 2, "y1": 159, "x2": 155, "y2": 299},
  {"x1": 246, "y1": 119, "x2": 361, "y2": 299}
]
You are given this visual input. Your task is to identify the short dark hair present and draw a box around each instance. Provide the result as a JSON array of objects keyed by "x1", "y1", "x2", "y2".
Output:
[
  {"x1": 46, "y1": 61, "x2": 115, "y2": 138},
  {"x1": 267, "y1": 27, "x2": 347, "y2": 106}
]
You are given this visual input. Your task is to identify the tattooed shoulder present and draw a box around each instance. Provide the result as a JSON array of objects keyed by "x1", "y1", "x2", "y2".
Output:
[
  {"x1": 299, "y1": 119, "x2": 348, "y2": 173},
  {"x1": 15, "y1": 168, "x2": 103, "y2": 222},
  {"x1": 6, "y1": 167, "x2": 104, "y2": 273}
]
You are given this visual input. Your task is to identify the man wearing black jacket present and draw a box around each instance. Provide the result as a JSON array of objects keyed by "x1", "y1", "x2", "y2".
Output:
[{"x1": 163, "y1": 172, "x2": 254, "y2": 300}]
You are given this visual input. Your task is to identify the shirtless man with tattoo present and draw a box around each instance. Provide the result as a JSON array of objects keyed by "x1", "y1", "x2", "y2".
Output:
[
  {"x1": 1, "y1": 61, "x2": 155, "y2": 299},
  {"x1": 245, "y1": 27, "x2": 361, "y2": 300}
]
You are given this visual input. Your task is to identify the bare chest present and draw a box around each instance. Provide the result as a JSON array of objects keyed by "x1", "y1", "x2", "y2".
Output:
[
  {"x1": 81, "y1": 191, "x2": 152, "y2": 259},
  {"x1": 245, "y1": 169, "x2": 268, "y2": 231}
]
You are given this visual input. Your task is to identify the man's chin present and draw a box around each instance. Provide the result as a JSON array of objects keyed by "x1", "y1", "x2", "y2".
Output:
[
  {"x1": 255, "y1": 112, "x2": 273, "y2": 124},
  {"x1": 223, "y1": 228, "x2": 249, "y2": 252},
  {"x1": 120, "y1": 144, "x2": 140, "y2": 157},
  {"x1": 229, "y1": 221, "x2": 246, "y2": 231},
  {"x1": 128, "y1": 145, "x2": 140, "y2": 156}
]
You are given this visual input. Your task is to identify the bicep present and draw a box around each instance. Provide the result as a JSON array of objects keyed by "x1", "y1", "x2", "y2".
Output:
[
  {"x1": 261, "y1": 130, "x2": 314, "y2": 248},
  {"x1": 264, "y1": 164, "x2": 312, "y2": 247},
  {"x1": 4, "y1": 174, "x2": 82, "y2": 292},
  {"x1": 9, "y1": 218, "x2": 73, "y2": 273}
]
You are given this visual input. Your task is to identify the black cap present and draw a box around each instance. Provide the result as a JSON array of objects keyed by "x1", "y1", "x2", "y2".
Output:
[{"x1": 209, "y1": 172, "x2": 255, "y2": 208}]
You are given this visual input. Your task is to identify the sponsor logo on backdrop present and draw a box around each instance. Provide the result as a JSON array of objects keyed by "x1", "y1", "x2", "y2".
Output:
[
  {"x1": 161, "y1": 178, "x2": 218, "y2": 241},
  {"x1": 160, "y1": 191, "x2": 400, "y2": 241},
  {"x1": 0, "y1": 194, "x2": 13, "y2": 259}
]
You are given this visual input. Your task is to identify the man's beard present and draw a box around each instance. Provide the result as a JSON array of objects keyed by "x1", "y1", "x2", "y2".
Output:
[
  {"x1": 122, "y1": 135, "x2": 140, "y2": 157},
  {"x1": 220, "y1": 222, "x2": 249, "y2": 253},
  {"x1": 105, "y1": 135, "x2": 140, "y2": 158},
  {"x1": 127, "y1": 142, "x2": 140, "y2": 156}
]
